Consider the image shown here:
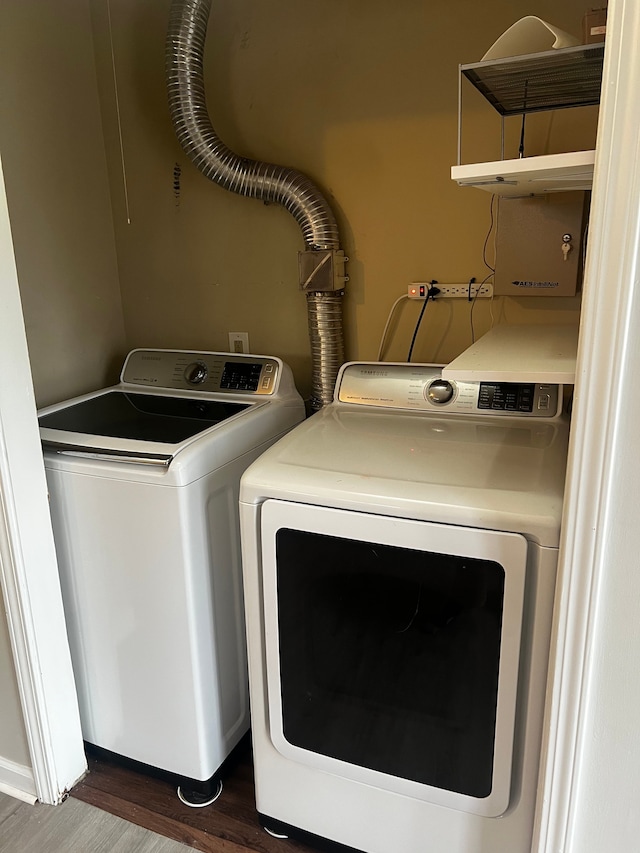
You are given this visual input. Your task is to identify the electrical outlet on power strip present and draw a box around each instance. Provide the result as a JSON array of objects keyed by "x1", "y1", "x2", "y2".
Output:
[
  {"x1": 408, "y1": 282, "x2": 493, "y2": 299},
  {"x1": 438, "y1": 283, "x2": 493, "y2": 298}
]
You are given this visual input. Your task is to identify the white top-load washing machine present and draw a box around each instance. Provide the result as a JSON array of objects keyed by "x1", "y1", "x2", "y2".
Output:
[
  {"x1": 39, "y1": 348, "x2": 304, "y2": 802},
  {"x1": 239, "y1": 361, "x2": 570, "y2": 853}
]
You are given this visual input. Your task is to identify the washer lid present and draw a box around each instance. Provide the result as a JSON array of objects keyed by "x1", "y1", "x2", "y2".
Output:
[{"x1": 38, "y1": 390, "x2": 249, "y2": 444}]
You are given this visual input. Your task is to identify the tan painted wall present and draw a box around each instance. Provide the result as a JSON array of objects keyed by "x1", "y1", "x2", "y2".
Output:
[
  {"x1": 0, "y1": 0, "x2": 126, "y2": 408},
  {"x1": 93, "y1": 0, "x2": 595, "y2": 401},
  {"x1": 0, "y1": 580, "x2": 30, "y2": 767},
  {"x1": 0, "y1": 0, "x2": 126, "y2": 784}
]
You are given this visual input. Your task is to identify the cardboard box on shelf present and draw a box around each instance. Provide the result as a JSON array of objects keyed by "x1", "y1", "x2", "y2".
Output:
[{"x1": 583, "y1": 6, "x2": 607, "y2": 43}]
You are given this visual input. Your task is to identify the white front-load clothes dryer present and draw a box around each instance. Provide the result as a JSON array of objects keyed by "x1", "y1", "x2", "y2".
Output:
[
  {"x1": 239, "y1": 361, "x2": 570, "y2": 852},
  {"x1": 38, "y1": 349, "x2": 304, "y2": 803}
]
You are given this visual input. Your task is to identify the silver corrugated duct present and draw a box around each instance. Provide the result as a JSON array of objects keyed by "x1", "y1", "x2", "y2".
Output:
[
  {"x1": 307, "y1": 292, "x2": 345, "y2": 407},
  {"x1": 166, "y1": 0, "x2": 346, "y2": 409}
]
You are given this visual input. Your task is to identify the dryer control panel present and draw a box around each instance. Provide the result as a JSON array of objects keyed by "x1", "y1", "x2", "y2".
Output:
[
  {"x1": 337, "y1": 363, "x2": 562, "y2": 418},
  {"x1": 121, "y1": 349, "x2": 281, "y2": 395}
]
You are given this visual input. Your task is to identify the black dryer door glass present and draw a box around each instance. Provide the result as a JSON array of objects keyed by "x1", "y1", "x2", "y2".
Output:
[{"x1": 275, "y1": 528, "x2": 506, "y2": 799}]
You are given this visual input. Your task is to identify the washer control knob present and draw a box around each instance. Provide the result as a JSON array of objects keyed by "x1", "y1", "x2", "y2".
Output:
[
  {"x1": 426, "y1": 379, "x2": 455, "y2": 405},
  {"x1": 184, "y1": 361, "x2": 208, "y2": 385}
]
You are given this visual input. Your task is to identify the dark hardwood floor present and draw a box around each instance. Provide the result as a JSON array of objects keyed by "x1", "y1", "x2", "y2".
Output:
[{"x1": 71, "y1": 738, "x2": 318, "y2": 853}]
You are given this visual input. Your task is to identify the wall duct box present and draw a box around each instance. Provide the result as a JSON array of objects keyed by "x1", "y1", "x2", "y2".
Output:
[{"x1": 494, "y1": 191, "x2": 588, "y2": 297}]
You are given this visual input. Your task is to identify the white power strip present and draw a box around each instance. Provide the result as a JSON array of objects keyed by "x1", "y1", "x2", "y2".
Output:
[{"x1": 408, "y1": 282, "x2": 493, "y2": 299}]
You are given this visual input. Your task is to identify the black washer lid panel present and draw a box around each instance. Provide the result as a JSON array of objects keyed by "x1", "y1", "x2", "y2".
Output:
[{"x1": 38, "y1": 392, "x2": 249, "y2": 443}]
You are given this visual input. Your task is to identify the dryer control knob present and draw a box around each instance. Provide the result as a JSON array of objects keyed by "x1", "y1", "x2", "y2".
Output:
[
  {"x1": 426, "y1": 379, "x2": 455, "y2": 405},
  {"x1": 184, "y1": 361, "x2": 208, "y2": 385}
]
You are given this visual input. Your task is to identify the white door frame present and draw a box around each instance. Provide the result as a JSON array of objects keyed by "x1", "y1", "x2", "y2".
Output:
[
  {"x1": 0, "y1": 153, "x2": 86, "y2": 805},
  {"x1": 536, "y1": 0, "x2": 640, "y2": 850}
]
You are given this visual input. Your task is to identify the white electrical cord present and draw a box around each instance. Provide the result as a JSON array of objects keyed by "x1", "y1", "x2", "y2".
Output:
[
  {"x1": 377, "y1": 294, "x2": 409, "y2": 361},
  {"x1": 489, "y1": 194, "x2": 499, "y2": 329}
]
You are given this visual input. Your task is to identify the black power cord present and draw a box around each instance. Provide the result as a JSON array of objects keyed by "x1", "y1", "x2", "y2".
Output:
[
  {"x1": 467, "y1": 276, "x2": 476, "y2": 302},
  {"x1": 407, "y1": 281, "x2": 439, "y2": 362}
]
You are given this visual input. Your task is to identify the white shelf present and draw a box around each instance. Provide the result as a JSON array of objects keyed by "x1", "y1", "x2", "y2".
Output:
[
  {"x1": 442, "y1": 323, "x2": 579, "y2": 384},
  {"x1": 451, "y1": 150, "x2": 595, "y2": 197}
]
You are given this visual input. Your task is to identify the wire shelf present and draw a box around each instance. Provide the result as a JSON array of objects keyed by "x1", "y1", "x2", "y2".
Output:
[{"x1": 460, "y1": 43, "x2": 604, "y2": 117}]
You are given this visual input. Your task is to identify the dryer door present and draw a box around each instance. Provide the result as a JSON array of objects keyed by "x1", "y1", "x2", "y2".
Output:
[{"x1": 260, "y1": 499, "x2": 527, "y2": 818}]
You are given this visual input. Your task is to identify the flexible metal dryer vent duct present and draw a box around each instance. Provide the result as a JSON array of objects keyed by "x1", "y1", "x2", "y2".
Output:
[{"x1": 166, "y1": 0, "x2": 347, "y2": 410}]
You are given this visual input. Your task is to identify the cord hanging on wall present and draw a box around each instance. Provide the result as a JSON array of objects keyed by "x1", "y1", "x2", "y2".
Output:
[
  {"x1": 107, "y1": 0, "x2": 131, "y2": 225},
  {"x1": 173, "y1": 162, "x2": 182, "y2": 207}
]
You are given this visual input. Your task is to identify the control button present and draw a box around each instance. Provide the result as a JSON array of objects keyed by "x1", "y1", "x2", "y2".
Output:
[
  {"x1": 426, "y1": 379, "x2": 455, "y2": 405},
  {"x1": 504, "y1": 389, "x2": 518, "y2": 410},
  {"x1": 220, "y1": 363, "x2": 262, "y2": 391},
  {"x1": 537, "y1": 394, "x2": 551, "y2": 411},
  {"x1": 261, "y1": 378, "x2": 270, "y2": 389},
  {"x1": 479, "y1": 382, "x2": 538, "y2": 413},
  {"x1": 478, "y1": 383, "x2": 496, "y2": 409},
  {"x1": 517, "y1": 384, "x2": 535, "y2": 412},
  {"x1": 491, "y1": 387, "x2": 506, "y2": 409},
  {"x1": 184, "y1": 361, "x2": 208, "y2": 385},
  {"x1": 264, "y1": 363, "x2": 274, "y2": 373}
]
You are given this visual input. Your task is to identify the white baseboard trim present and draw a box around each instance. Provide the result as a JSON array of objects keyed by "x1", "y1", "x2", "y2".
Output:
[{"x1": 0, "y1": 756, "x2": 37, "y2": 804}]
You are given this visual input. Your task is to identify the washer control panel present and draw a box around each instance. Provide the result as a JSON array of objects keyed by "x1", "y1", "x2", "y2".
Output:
[
  {"x1": 337, "y1": 363, "x2": 561, "y2": 418},
  {"x1": 121, "y1": 349, "x2": 280, "y2": 395}
]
